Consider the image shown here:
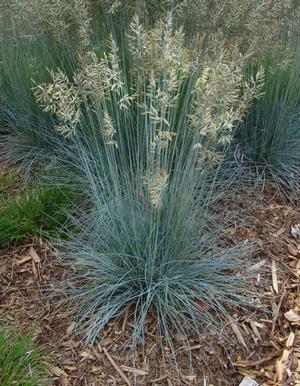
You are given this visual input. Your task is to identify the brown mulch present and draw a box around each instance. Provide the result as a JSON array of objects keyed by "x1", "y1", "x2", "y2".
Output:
[{"x1": 0, "y1": 186, "x2": 299, "y2": 386}]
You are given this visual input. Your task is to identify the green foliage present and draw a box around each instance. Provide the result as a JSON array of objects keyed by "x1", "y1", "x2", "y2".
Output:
[
  {"x1": 233, "y1": 49, "x2": 300, "y2": 200},
  {"x1": 0, "y1": 327, "x2": 48, "y2": 386},
  {"x1": 0, "y1": 187, "x2": 72, "y2": 245}
]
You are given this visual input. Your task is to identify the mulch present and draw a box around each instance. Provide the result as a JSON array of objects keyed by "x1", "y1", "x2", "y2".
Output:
[{"x1": 0, "y1": 186, "x2": 299, "y2": 386}]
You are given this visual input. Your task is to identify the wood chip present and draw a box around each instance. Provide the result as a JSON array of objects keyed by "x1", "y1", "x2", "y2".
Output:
[
  {"x1": 182, "y1": 375, "x2": 196, "y2": 382},
  {"x1": 101, "y1": 337, "x2": 114, "y2": 347},
  {"x1": 286, "y1": 331, "x2": 295, "y2": 347},
  {"x1": 230, "y1": 322, "x2": 247, "y2": 348},
  {"x1": 291, "y1": 224, "x2": 300, "y2": 238},
  {"x1": 79, "y1": 350, "x2": 95, "y2": 360},
  {"x1": 102, "y1": 347, "x2": 131, "y2": 386},
  {"x1": 277, "y1": 226, "x2": 285, "y2": 236},
  {"x1": 234, "y1": 350, "x2": 282, "y2": 368},
  {"x1": 249, "y1": 320, "x2": 262, "y2": 340},
  {"x1": 271, "y1": 288, "x2": 287, "y2": 336},
  {"x1": 246, "y1": 260, "x2": 266, "y2": 272},
  {"x1": 284, "y1": 309, "x2": 300, "y2": 322},
  {"x1": 63, "y1": 365, "x2": 77, "y2": 371},
  {"x1": 50, "y1": 366, "x2": 68, "y2": 377},
  {"x1": 275, "y1": 359, "x2": 284, "y2": 383},
  {"x1": 29, "y1": 246, "x2": 41, "y2": 263},
  {"x1": 281, "y1": 349, "x2": 290, "y2": 363},
  {"x1": 150, "y1": 374, "x2": 168, "y2": 383},
  {"x1": 287, "y1": 244, "x2": 299, "y2": 257},
  {"x1": 16, "y1": 255, "x2": 32, "y2": 265},
  {"x1": 61, "y1": 377, "x2": 70, "y2": 386},
  {"x1": 122, "y1": 308, "x2": 130, "y2": 332},
  {"x1": 120, "y1": 365, "x2": 148, "y2": 376},
  {"x1": 91, "y1": 366, "x2": 102, "y2": 375},
  {"x1": 239, "y1": 376, "x2": 259, "y2": 386},
  {"x1": 31, "y1": 260, "x2": 39, "y2": 279},
  {"x1": 271, "y1": 260, "x2": 278, "y2": 294},
  {"x1": 66, "y1": 322, "x2": 75, "y2": 335}
]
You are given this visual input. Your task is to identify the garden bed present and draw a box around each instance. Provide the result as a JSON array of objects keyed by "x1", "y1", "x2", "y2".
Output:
[
  {"x1": 1, "y1": 2, "x2": 300, "y2": 385},
  {"x1": 1, "y1": 187, "x2": 299, "y2": 386}
]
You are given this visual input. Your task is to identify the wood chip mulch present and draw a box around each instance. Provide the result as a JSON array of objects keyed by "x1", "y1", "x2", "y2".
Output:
[{"x1": 0, "y1": 186, "x2": 299, "y2": 386}]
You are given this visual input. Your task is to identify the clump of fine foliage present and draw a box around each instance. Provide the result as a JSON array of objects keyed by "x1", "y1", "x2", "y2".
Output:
[
  {"x1": 233, "y1": 48, "x2": 300, "y2": 201},
  {"x1": 0, "y1": 327, "x2": 48, "y2": 386},
  {"x1": 31, "y1": 14, "x2": 264, "y2": 356},
  {"x1": 0, "y1": 187, "x2": 71, "y2": 245}
]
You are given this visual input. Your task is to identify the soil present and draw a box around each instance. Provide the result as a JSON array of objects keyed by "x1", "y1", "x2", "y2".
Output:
[{"x1": 0, "y1": 186, "x2": 299, "y2": 386}]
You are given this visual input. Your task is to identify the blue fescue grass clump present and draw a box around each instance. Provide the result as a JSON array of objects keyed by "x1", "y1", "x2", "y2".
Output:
[
  {"x1": 0, "y1": 327, "x2": 48, "y2": 386},
  {"x1": 232, "y1": 48, "x2": 300, "y2": 200},
  {"x1": 0, "y1": 187, "x2": 72, "y2": 245},
  {"x1": 43, "y1": 16, "x2": 263, "y2": 357},
  {"x1": 58, "y1": 150, "x2": 256, "y2": 355},
  {"x1": 0, "y1": 2, "x2": 89, "y2": 172},
  {"x1": 0, "y1": 6, "x2": 264, "y2": 361},
  {"x1": 0, "y1": 22, "x2": 69, "y2": 171}
]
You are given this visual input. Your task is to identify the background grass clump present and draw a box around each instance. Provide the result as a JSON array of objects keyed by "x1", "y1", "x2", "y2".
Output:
[
  {"x1": 0, "y1": 327, "x2": 48, "y2": 386},
  {"x1": 232, "y1": 48, "x2": 300, "y2": 201},
  {"x1": 0, "y1": 0, "x2": 298, "y2": 173},
  {"x1": 0, "y1": 186, "x2": 71, "y2": 245}
]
